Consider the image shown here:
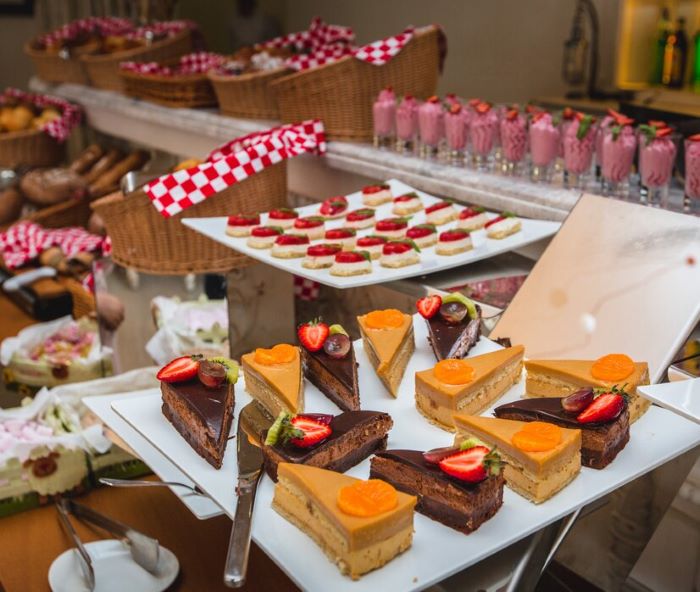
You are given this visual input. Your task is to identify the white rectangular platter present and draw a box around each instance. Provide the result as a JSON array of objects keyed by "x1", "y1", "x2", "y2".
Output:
[
  {"x1": 638, "y1": 379, "x2": 700, "y2": 425},
  {"x1": 111, "y1": 318, "x2": 700, "y2": 592},
  {"x1": 83, "y1": 391, "x2": 223, "y2": 520},
  {"x1": 181, "y1": 178, "x2": 560, "y2": 289}
]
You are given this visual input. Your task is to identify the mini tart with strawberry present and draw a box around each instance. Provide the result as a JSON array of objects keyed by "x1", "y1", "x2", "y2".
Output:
[
  {"x1": 325, "y1": 227, "x2": 357, "y2": 250},
  {"x1": 380, "y1": 239, "x2": 420, "y2": 268},
  {"x1": 361, "y1": 183, "x2": 393, "y2": 207},
  {"x1": 370, "y1": 438, "x2": 504, "y2": 533},
  {"x1": 158, "y1": 355, "x2": 239, "y2": 469},
  {"x1": 456, "y1": 206, "x2": 489, "y2": 232},
  {"x1": 302, "y1": 243, "x2": 342, "y2": 269},
  {"x1": 268, "y1": 208, "x2": 299, "y2": 229},
  {"x1": 226, "y1": 213, "x2": 260, "y2": 237},
  {"x1": 406, "y1": 224, "x2": 438, "y2": 248},
  {"x1": 262, "y1": 410, "x2": 393, "y2": 481},
  {"x1": 318, "y1": 195, "x2": 349, "y2": 219},
  {"x1": 495, "y1": 386, "x2": 630, "y2": 469},
  {"x1": 485, "y1": 212, "x2": 522, "y2": 239},
  {"x1": 374, "y1": 217, "x2": 408, "y2": 239},
  {"x1": 355, "y1": 235, "x2": 387, "y2": 260},
  {"x1": 425, "y1": 201, "x2": 458, "y2": 225},
  {"x1": 270, "y1": 234, "x2": 310, "y2": 258},
  {"x1": 247, "y1": 225, "x2": 284, "y2": 249},
  {"x1": 436, "y1": 228, "x2": 473, "y2": 256},
  {"x1": 330, "y1": 250, "x2": 372, "y2": 277},
  {"x1": 345, "y1": 208, "x2": 376, "y2": 230},
  {"x1": 293, "y1": 216, "x2": 326, "y2": 240},
  {"x1": 392, "y1": 192, "x2": 423, "y2": 216}
]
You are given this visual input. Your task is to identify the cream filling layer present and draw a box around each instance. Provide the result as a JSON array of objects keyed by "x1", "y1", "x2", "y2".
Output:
[
  {"x1": 271, "y1": 243, "x2": 308, "y2": 258},
  {"x1": 426, "y1": 207, "x2": 457, "y2": 225},
  {"x1": 247, "y1": 235, "x2": 277, "y2": 249},
  {"x1": 380, "y1": 251, "x2": 420, "y2": 267},
  {"x1": 346, "y1": 218, "x2": 375, "y2": 229},
  {"x1": 487, "y1": 218, "x2": 521, "y2": 238},
  {"x1": 302, "y1": 254, "x2": 335, "y2": 268},
  {"x1": 456, "y1": 213, "x2": 489, "y2": 231},
  {"x1": 330, "y1": 260, "x2": 372, "y2": 276},
  {"x1": 436, "y1": 236, "x2": 473, "y2": 253}
]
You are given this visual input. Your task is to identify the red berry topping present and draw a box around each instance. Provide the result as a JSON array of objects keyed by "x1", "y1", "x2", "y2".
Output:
[
  {"x1": 416, "y1": 294, "x2": 442, "y2": 319},
  {"x1": 394, "y1": 193, "x2": 420, "y2": 203},
  {"x1": 425, "y1": 201, "x2": 452, "y2": 214},
  {"x1": 440, "y1": 229, "x2": 470, "y2": 242},
  {"x1": 325, "y1": 228, "x2": 356, "y2": 240},
  {"x1": 649, "y1": 119, "x2": 668, "y2": 129},
  {"x1": 382, "y1": 241, "x2": 413, "y2": 255},
  {"x1": 307, "y1": 244, "x2": 342, "y2": 257},
  {"x1": 335, "y1": 251, "x2": 369, "y2": 264},
  {"x1": 406, "y1": 225, "x2": 436, "y2": 239},
  {"x1": 468, "y1": 98, "x2": 481, "y2": 107},
  {"x1": 227, "y1": 214, "x2": 260, "y2": 226},
  {"x1": 356, "y1": 235, "x2": 387, "y2": 248},
  {"x1": 297, "y1": 319, "x2": 329, "y2": 352},
  {"x1": 294, "y1": 216, "x2": 325, "y2": 229},
  {"x1": 505, "y1": 108, "x2": 519, "y2": 121},
  {"x1": 459, "y1": 207, "x2": 485, "y2": 219},
  {"x1": 485, "y1": 213, "x2": 514, "y2": 228},
  {"x1": 319, "y1": 196, "x2": 348, "y2": 216},
  {"x1": 346, "y1": 208, "x2": 375, "y2": 222},
  {"x1": 427, "y1": 95, "x2": 440, "y2": 103},
  {"x1": 577, "y1": 392, "x2": 625, "y2": 423},
  {"x1": 376, "y1": 218, "x2": 408, "y2": 232},
  {"x1": 655, "y1": 126, "x2": 672, "y2": 138},
  {"x1": 362, "y1": 184, "x2": 390, "y2": 194},
  {"x1": 251, "y1": 226, "x2": 282, "y2": 237},
  {"x1": 562, "y1": 107, "x2": 576, "y2": 120},
  {"x1": 690, "y1": 133, "x2": 700, "y2": 142},
  {"x1": 157, "y1": 355, "x2": 200, "y2": 383},
  {"x1": 289, "y1": 415, "x2": 332, "y2": 448},
  {"x1": 275, "y1": 234, "x2": 309, "y2": 245},
  {"x1": 475, "y1": 101, "x2": 492, "y2": 114},
  {"x1": 269, "y1": 208, "x2": 298, "y2": 220},
  {"x1": 438, "y1": 446, "x2": 494, "y2": 483},
  {"x1": 449, "y1": 103, "x2": 462, "y2": 114}
]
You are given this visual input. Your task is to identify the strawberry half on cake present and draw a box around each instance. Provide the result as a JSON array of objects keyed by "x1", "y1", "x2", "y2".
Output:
[
  {"x1": 271, "y1": 234, "x2": 310, "y2": 259},
  {"x1": 425, "y1": 201, "x2": 458, "y2": 225},
  {"x1": 324, "y1": 227, "x2": 357, "y2": 251},
  {"x1": 247, "y1": 226, "x2": 284, "y2": 249},
  {"x1": 268, "y1": 208, "x2": 299, "y2": 229},
  {"x1": 330, "y1": 250, "x2": 372, "y2": 277},
  {"x1": 345, "y1": 208, "x2": 376, "y2": 230},
  {"x1": 374, "y1": 217, "x2": 408, "y2": 239},
  {"x1": 226, "y1": 213, "x2": 260, "y2": 237},
  {"x1": 380, "y1": 240, "x2": 421, "y2": 268},
  {"x1": 436, "y1": 228, "x2": 473, "y2": 255},
  {"x1": 456, "y1": 206, "x2": 489, "y2": 232},
  {"x1": 318, "y1": 196, "x2": 349, "y2": 219},
  {"x1": 485, "y1": 213, "x2": 521, "y2": 239},
  {"x1": 302, "y1": 243, "x2": 342, "y2": 269},
  {"x1": 392, "y1": 192, "x2": 423, "y2": 216},
  {"x1": 406, "y1": 224, "x2": 438, "y2": 248},
  {"x1": 361, "y1": 183, "x2": 393, "y2": 207},
  {"x1": 355, "y1": 235, "x2": 387, "y2": 260},
  {"x1": 293, "y1": 216, "x2": 326, "y2": 240}
]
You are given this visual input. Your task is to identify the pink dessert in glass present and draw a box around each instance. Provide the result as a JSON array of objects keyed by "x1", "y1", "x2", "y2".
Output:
[
  {"x1": 559, "y1": 107, "x2": 577, "y2": 157},
  {"x1": 444, "y1": 103, "x2": 467, "y2": 162},
  {"x1": 372, "y1": 86, "x2": 396, "y2": 148},
  {"x1": 601, "y1": 119, "x2": 637, "y2": 196},
  {"x1": 639, "y1": 127, "x2": 677, "y2": 188},
  {"x1": 395, "y1": 95, "x2": 419, "y2": 152},
  {"x1": 469, "y1": 101, "x2": 498, "y2": 169},
  {"x1": 529, "y1": 111, "x2": 561, "y2": 181},
  {"x1": 500, "y1": 107, "x2": 527, "y2": 174},
  {"x1": 418, "y1": 95, "x2": 444, "y2": 157},
  {"x1": 444, "y1": 93, "x2": 460, "y2": 107},
  {"x1": 563, "y1": 113, "x2": 596, "y2": 188},
  {"x1": 686, "y1": 135, "x2": 700, "y2": 213}
]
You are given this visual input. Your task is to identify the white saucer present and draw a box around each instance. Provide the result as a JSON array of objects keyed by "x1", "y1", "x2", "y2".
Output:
[
  {"x1": 48, "y1": 539, "x2": 179, "y2": 592},
  {"x1": 638, "y1": 379, "x2": 700, "y2": 425}
]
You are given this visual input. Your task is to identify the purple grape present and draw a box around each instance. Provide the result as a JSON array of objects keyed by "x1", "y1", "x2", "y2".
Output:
[
  {"x1": 323, "y1": 333, "x2": 351, "y2": 359},
  {"x1": 439, "y1": 301, "x2": 467, "y2": 324},
  {"x1": 198, "y1": 359, "x2": 225, "y2": 388},
  {"x1": 561, "y1": 388, "x2": 595, "y2": 413}
]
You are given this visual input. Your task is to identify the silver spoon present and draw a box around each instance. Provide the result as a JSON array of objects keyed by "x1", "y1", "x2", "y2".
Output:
[{"x1": 99, "y1": 477, "x2": 207, "y2": 496}]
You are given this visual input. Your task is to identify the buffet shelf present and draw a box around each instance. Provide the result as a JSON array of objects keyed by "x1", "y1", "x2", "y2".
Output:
[{"x1": 30, "y1": 78, "x2": 579, "y2": 221}]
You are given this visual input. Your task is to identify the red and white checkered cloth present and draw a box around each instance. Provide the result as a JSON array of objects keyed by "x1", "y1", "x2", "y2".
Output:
[
  {"x1": 0, "y1": 88, "x2": 81, "y2": 143},
  {"x1": 264, "y1": 17, "x2": 354, "y2": 52},
  {"x1": 125, "y1": 19, "x2": 197, "y2": 41},
  {"x1": 120, "y1": 52, "x2": 225, "y2": 77},
  {"x1": 293, "y1": 276, "x2": 321, "y2": 301},
  {"x1": 0, "y1": 222, "x2": 110, "y2": 270},
  {"x1": 145, "y1": 120, "x2": 326, "y2": 218},
  {"x1": 39, "y1": 16, "x2": 133, "y2": 48}
]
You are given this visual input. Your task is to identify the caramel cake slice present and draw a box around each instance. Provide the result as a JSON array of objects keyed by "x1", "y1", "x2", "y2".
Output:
[
  {"x1": 158, "y1": 355, "x2": 238, "y2": 469},
  {"x1": 273, "y1": 463, "x2": 416, "y2": 580},
  {"x1": 241, "y1": 344, "x2": 304, "y2": 418},
  {"x1": 357, "y1": 309, "x2": 415, "y2": 397},
  {"x1": 416, "y1": 293, "x2": 482, "y2": 361},
  {"x1": 262, "y1": 410, "x2": 393, "y2": 481},
  {"x1": 453, "y1": 414, "x2": 581, "y2": 503},
  {"x1": 415, "y1": 346, "x2": 524, "y2": 431},
  {"x1": 525, "y1": 354, "x2": 650, "y2": 422}
]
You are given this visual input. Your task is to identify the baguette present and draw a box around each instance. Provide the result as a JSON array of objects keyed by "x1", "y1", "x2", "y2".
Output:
[
  {"x1": 69, "y1": 144, "x2": 104, "y2": 175},
  {"x1": 83, "y1": 149, "x2": 123, "y2": 184},
  {"x1": 89, "y1": 150, "x2": 149, "y2": 195}
]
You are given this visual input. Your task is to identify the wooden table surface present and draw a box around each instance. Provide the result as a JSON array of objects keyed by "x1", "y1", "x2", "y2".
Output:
[{"x1": 0, "y1": 476, "x2": 299, "y2": 592}]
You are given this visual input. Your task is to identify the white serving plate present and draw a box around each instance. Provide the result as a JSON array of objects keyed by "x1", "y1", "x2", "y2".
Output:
[
  {"x1": 181, "y1": 179, "x2": 560, "y2": 289},
  {"x1": 83, "y1": 392, "x2": 223, "y2": 520},
  {"x1": 638, "y1": 379, "x2": 700, "y2": 425},
  {"x1": 111, "y1": 318, "x2": 700, "y2": 592}
]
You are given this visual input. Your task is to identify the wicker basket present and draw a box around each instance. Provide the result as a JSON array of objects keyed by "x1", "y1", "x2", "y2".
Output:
[
  {"x1": 120, "y1": 69, "x2": 216, "y2": 108},
  {"x1": 23, "y1": 40, "x2": 97, "y2": 85},
  {"x1": 58, "y1": 276, "x2": 96, "y2": 319},
  {"x1": 90, "y1": 161, "x2": 287, "y2": 275},
  {"x1": 271, "y1": 27, "x2": 441, "y2": 141},
  {"x1": 0, "y1": 128, "x2": 64, "y2": 169},
  {"x1": 209, "y1": 67, "x2": 290, "y2": 120},
  {"x1": 80, "y1": 30, "x2": 193, "y2": 92},
  {"x1": 27, "y1": 197, "x2": 92, "y2": 229}
]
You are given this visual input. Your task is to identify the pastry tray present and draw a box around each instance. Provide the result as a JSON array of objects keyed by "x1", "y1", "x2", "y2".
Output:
[
  {"x1": 181, "y1": 179, "x2": 561, "y2": 289},
  {"x1": 110, "y1": 318, "x2": 700, "y2": 592}
]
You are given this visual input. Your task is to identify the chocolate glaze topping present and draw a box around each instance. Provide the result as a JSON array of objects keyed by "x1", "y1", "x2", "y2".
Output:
[
  {"x1": 494, "y1": 396, "x2": 626, "y2": 428},
  {"x1": 426, "y1": 305, "x2": 481, "y2": 360},
  {"x1": 163, "y1": 378, "x2": 234, "y2": 440}
]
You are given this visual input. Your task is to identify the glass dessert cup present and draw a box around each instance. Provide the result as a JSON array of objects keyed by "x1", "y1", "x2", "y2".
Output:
[
  {"x1": 685, "y1": 137, "x2": 700, "y2": 214},
  {"x1": 563, "y1": 119, "x2": 597, "y2": 190},
  {"x1": 499, "y1": 111, "x2": 527, "y2": 176},
  {"x1": 418, "y1": 96, "x2": 444, "y2": 160},
  {"x1": 444, "y1": 105, "x2": 468, "y2": 166},
  {"x1": 395, "y1": 96, "x2": 419, "y2": 155},
  {"x1": 638, "y1": 136, "x2": 677, "y2": 208},
  {"x1": 373, "y1": 88, "x2": 396, "y2": 149},
  {"x1": 529, "y1": 113, "x2": 561, "y2": 184},
  {"x1": 601, "y1": 127, "x2": 637, "y2": 199}
]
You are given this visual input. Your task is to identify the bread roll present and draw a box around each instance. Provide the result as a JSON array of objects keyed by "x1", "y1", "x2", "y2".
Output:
[
  {"x1": 83, "y1": 149, "x2": 123, "y2": 184},
  {"x1": 69, "y1": 144, "x2": 104, "y2": 174},
  {"x1": 0, "y1": 187, "x2": 24, "y2": 224},
  {"x1": 20, "y1": 168, "x2": 88, "y2": 206},
  {"x1": 89, "y1": 150, "x2": 149, "y2": 195}
]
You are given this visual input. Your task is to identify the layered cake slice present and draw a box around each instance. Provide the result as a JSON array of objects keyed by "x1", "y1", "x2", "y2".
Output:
[
  {"x1": 273, "y1": 463, "x2": 416, "y2": 580},
  {"x1": 298, "y1": 320, "x2": 360, "y2": 411},
  {"x1": 495, "y1": 386, "x2": 630, "y2": 469},
  {"x1": 416, "y1": 293, "x2": 482, "y2": 361},
  {"x1": 159, "y1": 355, "x2": 238, "y2": 469},
  {"x1": 241, "y1": 344, "x2": 304, "y2": 418},
  {"x1": 415, "y1": 346, "x2": 524, "y2": 431},
  {"x1": 357, "y1": 309, "x2": 415, "y2": 397},
  {"x1": 453, "y1": 414, "x2": 581, "y2": 503},
  {"x1": 525, "y1": 354, "x2": 650, "y2": 422},
  {"x1": 370, "y1": 439, "x2": 504, "y2": 533},
  {"x1": 262, "y1": 410, "x2": 393, "y2": 480}
]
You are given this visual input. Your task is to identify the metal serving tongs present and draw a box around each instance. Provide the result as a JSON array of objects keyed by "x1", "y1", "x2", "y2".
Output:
[{"x1": 56, "y1": 498, "x2": 161, "y2": 582}]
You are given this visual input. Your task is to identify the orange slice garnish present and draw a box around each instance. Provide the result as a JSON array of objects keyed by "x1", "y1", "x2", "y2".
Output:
[
  {"x1": 364, "y1": 309, "x2": 405, "y2": 329},
  {"x1": 590, "y1": 353, "x2": 635, "y2": 382},
  {"x1": 337, "y1": 479, "x2": 398, "y2": 517},
  {"x1": 433, "y1": 359, "x2": 475, "y2": 385},
  {"x1": 254, "y1": 344, "x2": 296, "y2": 365},
  {"x1": 512, "y1": 421, "x2": 562, "y2": 452}
]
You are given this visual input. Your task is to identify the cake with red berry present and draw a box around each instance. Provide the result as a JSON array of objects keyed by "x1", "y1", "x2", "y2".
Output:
[
  {"x1": 298, "y1": 321, "x2": 361, "y2": 411},
  {"x1": 159, "y1": 355, "x2": 238, "y2": 469},
  {"x1": 345, "y1": 208, "x2": 376, "y2": 230},
  {"x1": 416, "y1": 293, "x2": 482, "y2": 361},
  {"x1": 361, "y1": 183, "x2": 393, "y2": 207},
  {"x1": 392, "y1": 192, "x2": 423, "y2": 216},
  {"x1": 456, "y1": 207, "x2": 489, "y2": 232},
  {"x1": 247, "y1": 226, "x2": 283, "y2": 249},
  {"x1": 425, "y1": 201, "x2": 458, "y2": 225},
  {"x1": 262, "y1": 410, "x2": 393, "y2": 481},
  {"x1": 485, "y1": 213, "x2": 521, "y2": 239},
  {"x1": 436, "y1": 228, "x2": 473, "y2": 255},
  {"x1": 226, "y1": 214, "x2": 260, "y2": 237},
  {"x1": 406, "y1": 224, "x2": 438, "y2": 248},
  {"x1": 330, "y1": 251, "x2": 372, "y2": 276},
  {"x1": 268, "y1": 208, "x2": 299, "y2": 229},
  {"x1": 380, "y1": 240, "x2": 420, "y2": 268},
  {"x1": 293, "y1": 216, "x2": 326, "y2": 240},
  {"x1": 302, "y1": 244, "x2": 342, "y2": 269},
  {"x1": 318, "y1": 196, "x2": 349, "y2": 219},
  {"x1": 271, "y1": 234, "x2": 310, "y2": 258},
  {"x1": 374, "y1": 218, "x2": 408, "y2": 239},
  {"x1": 325, "y1": 227, "x2": 357, "y2": 250},
  {"x1": 369, "y1": 439, "x2": 504, "y2": 533},
  {"x1": 355, "y1": 235, "x2": 387, "y2": 260}
]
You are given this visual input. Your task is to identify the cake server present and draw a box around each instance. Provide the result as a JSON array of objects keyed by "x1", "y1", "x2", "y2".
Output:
[
  {"x1": 99, "y1": 477, "x2": 207, "y2": 496},
  {"x1": 223, "y1": 402, "x2": 267, "y2": 588}
]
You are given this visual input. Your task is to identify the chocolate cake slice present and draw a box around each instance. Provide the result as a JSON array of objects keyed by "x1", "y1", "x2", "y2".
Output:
[
  {"x1": 161, "y1": 378, "x2": 235, "y2": 469},
  {"x1": 494, "y1": 397, "x2": 629, "y2": 469},
  {"x1": 370, "y1": 449, "x2": 504, "y2": 533},
  {"x1": 262, "y1": 410, "x2": 392, "y2": 481},
  {"x1": 427, "y1": 311, "x2": 481, "y2": 361},
  {"x1": 301, "y1": 346, "x2": 360, "y2": 411}
]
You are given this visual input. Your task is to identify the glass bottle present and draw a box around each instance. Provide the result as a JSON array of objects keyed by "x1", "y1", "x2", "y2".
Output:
[
  {"x1": 663, "y1": 18, "x2": 688, "y2": 88},
  {"x1": 652, "y1": 7, "x2": 672, "y2": 85}
]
